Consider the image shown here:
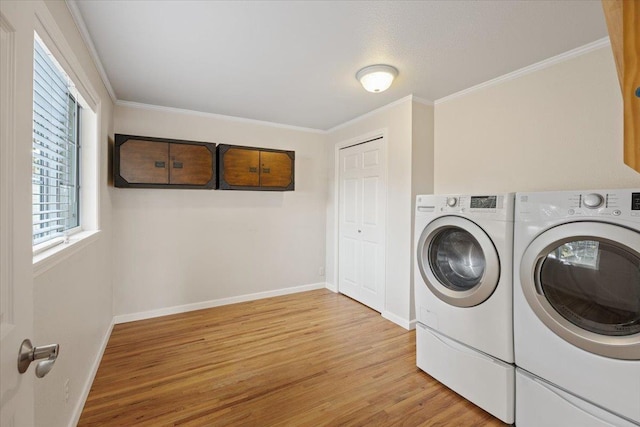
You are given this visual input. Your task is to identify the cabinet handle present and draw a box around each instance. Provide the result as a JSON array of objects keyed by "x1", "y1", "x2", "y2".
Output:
[
  {"x1": 262, "y1": 168, "x2": 270, "y2": 174},
  {"x1": 249, "y1": 167, "x2": 258, "y2": 173},
  {"x1": 154, "y1": 161, "x2": 165, "y2": 168},
  {"x1": 173, "y1": 161, "x2": 183, "y2": 169}
]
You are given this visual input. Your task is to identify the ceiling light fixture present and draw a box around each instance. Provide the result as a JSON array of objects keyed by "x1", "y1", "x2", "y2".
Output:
[{"x1": 356, "y1": 64, "x2": 398, "y2": 93}]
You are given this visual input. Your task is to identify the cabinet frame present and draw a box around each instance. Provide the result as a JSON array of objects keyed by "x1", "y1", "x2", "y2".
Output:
[
  {"x1": 217, "y1": 144, "x2": 295, "y2": 191},
  {"x1": 114, "y1": 133, "x2": 216, "y2": 189}
]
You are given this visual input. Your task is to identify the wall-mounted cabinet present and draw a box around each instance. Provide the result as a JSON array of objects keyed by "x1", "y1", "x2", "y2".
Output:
[
  {"x1": 217, "y1": 144, "x2": 294, "y2": 191},
  {"x1": 114, "y1": 134, "x2": 216, "y2": 189},
  {"x1": 602, "y1": 0, "x2": 639, "y2": 173}
]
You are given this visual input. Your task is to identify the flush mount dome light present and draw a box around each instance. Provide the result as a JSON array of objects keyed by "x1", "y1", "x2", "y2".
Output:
[{"x1": 356, "y1": 64, "x2": 398, "y2": 93}]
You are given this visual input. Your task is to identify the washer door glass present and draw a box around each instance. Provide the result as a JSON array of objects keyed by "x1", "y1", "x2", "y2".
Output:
[
  {"x1": 417, "y1": 216, "x2": 500, "y2": 308},
  {"x1": 430, "y1": 228, "x2": 486, "y2": 292},
  {"x1": 538, "y1": 239, "x2": 640, "y2": 336}
]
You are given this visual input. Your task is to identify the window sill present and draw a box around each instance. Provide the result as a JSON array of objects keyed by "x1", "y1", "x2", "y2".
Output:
[{"x1": 33, "y1": 230, "x2": 101, "y2": 277}]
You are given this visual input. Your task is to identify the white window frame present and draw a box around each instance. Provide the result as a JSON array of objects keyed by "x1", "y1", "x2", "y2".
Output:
[
  {"x1": 31, "y1": 18, "x2": 101, "y2": 274},
  {"x1": 32, "y1": 34, "x2": 82, "y2": 254}
]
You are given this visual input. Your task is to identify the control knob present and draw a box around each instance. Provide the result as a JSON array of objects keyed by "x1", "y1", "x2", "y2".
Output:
[
  {"x1": 446, "y1": 197, "x2": 458, "y2": 207},
  {"x1": 583, "y1": 193, "x2": 604, "y2": 209}
]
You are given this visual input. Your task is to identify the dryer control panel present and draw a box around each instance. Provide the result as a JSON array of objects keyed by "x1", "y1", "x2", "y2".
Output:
[{"x1": 516, "y1": 189, "x2": 640, "y2": 221}]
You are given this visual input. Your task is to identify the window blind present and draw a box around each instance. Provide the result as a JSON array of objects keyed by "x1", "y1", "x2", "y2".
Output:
[{"x1": 32, "y1": 38, "x2": 79, "y2": 246}]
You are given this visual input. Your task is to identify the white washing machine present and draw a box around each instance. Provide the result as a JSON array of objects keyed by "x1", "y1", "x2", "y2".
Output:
[
  {"x1": 414, "y1": 194, "x2": 515, "y2": 424},
  {"x1": 514, "y1": 189, "x2": 640, "y2": 426}
]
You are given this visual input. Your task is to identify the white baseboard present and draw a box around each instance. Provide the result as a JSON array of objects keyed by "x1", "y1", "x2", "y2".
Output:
[
  {"x1": 69, "y1": 317, "x2": 114, "y2": 427},
  {"x1": 114, "y1": 282, "x2": 328, "y2": 324},
  {"x1": 325, "y1": 286, "x2": 412, "y2": 330},
  {"x1": 408, "y1": 318, "x2": 417, "y2": 330},
  {"x1": 382, "y1": 310, "x2": 414, "y2": 330}
]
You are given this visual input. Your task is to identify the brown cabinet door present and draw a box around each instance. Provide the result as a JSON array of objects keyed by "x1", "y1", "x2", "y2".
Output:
[
  {"x1": 169, "y1": 144, "x2": 213, "y2": 185},
  {"x1": 222, "y1": 147, "x2": 260, "y2": 187},
  {"x1": 119, "y1": 139, "x2": 169, "y2": 184},
  {"x1": 260, "y1": 151, "x2": 293, "y2": 188}
]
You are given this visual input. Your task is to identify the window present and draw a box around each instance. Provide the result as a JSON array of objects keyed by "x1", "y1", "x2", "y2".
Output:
[{"x1": 32, "y1": 36, "x2": 80, "y2": 248}]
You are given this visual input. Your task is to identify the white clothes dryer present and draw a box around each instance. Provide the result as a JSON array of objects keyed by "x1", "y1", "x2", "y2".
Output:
[
  {"x1": 514, "y1": 189, "x2": 640, "y2": 425},
  {"x1": 414, "y1": 194, "x2": 515, "y2": 424},
  {"x1": 516, "y1": 368, "x2": 638, "y2": 427}
]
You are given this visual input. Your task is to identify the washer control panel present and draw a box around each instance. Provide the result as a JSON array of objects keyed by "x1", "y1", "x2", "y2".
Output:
[
  {"x1": 416, "y1": 194, "x2": 514, "y2": 221},
  {"x1": 582, "y1": 193, "x2": 604, "y2": 209},
  {"x1": 442, "y1": 196, "x2": 501, "y2": 209},
  {"x1": 633, "y1": 193, "x2": 640, "y2": 211}
]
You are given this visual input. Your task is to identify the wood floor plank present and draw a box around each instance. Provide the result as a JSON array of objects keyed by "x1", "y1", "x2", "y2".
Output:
[{"x1": 79, "y1": 290, "x2": 508, "y2": 426}]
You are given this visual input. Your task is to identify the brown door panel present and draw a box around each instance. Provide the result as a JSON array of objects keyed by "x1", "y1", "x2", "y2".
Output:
[
  {"x1": 170, "y1": 144, "x2": 213, "y2": 185},
  {"x1": 260, "y1": 151, "x2": 292, "y2": 188},
  {"x1": 222, "y1": 148, "x2": 260, "y2": 187},
  {"x1": 119, "y1": 140, "x2": 169, "y2": 184}
]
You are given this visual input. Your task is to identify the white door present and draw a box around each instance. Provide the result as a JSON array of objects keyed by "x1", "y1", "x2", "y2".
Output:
[
  {"x1": 1, "y1": 1, "x2": 35, "y2": 425},
  {"x1": 338, "y1": 138, "x2": 386, "y2": 312}
]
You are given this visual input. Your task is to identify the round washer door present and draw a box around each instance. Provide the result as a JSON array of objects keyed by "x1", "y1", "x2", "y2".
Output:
[
  {"x1": 417, "y1": 216, "x2": 500, "y2": 307},
  {"x1": 520, "y1": 221, "x2": 640, "y2": 360}
]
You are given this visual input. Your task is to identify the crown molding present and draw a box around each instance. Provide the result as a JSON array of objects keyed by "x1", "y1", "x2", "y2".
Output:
[
  {"x1": 411, "y1": 95, "x2": 434, "y2": 107},
  {"x1": 65, "y1": 0, "x2": 117, "y2": 102},
  {"x1": 118, "y1": 96, "x2": 436, "y2": 135},
  {"x1": 327, "y1": 94, "x2": 434, "y2": 134},
  {"x1": 116, "y1": 100, "x2": 327, "y2": 134},
  {"x1": 435, "y1": 37, "x2": 611, "y2": 105}
]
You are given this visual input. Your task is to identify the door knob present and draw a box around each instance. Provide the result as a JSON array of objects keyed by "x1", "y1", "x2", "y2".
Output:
[
  {"x1": 35, "y1": 358, "x2": 56, "y2": 378},
  {"x1": 18, "y1": 339, "x2": 59, "y2": 378}
]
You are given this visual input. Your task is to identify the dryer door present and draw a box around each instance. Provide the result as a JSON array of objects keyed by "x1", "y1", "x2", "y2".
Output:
[
  {"x1": 417, "y1": 216, "x2": 500, "y2": 307},
  {"x1": 520, "y1": 222, "x2": 640, "y2": 360}
]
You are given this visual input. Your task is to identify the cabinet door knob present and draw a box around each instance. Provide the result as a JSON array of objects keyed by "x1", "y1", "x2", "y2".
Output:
[
  {"x1": 249, "y1": 167, "x2": 258, "y2": 173},
  {"x1": 154, "y1": 161, "x2": 165, "y2": 168},
  {"x1": 262, "y1": 168, "x2": 271, "y2": 174},
  {"x1": 173, "y1": 161, "x2": 183, "y2": 169}
]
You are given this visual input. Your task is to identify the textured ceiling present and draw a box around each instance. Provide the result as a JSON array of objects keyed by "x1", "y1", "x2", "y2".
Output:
[{"x1": 72, "y1": 0, "x2": 608, "y2": 130}]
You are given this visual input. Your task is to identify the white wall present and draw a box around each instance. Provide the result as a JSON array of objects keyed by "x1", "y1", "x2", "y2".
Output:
[
  {"x1": 325, "y1": 97, "x2": 434, "y2": 328},
  {"x1": 434, "y1": 46, "x2": 639, "y2": 193},
  {"x1": 410, "y1": 102, "x2": 434, "y2": 320},
  {"x1": 112, "y1": 104, "x2": 327, "y2": 318},
  {"x1": 20, "y1": 2, "x2": 115, "y2": 427}
]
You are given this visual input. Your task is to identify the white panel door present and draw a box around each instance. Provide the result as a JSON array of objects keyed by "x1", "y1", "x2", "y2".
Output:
[
  {"x1": 338, "y1": 138, "x2": 385, "y2": 312},
  {"x1": 1, "y1": 2, "x2": 35, "y2": 425}
]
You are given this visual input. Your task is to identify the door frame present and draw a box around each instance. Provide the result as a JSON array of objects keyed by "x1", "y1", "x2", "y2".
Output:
[{"x1": 333, "y1": 129, "x2": 388, "y2": 310}]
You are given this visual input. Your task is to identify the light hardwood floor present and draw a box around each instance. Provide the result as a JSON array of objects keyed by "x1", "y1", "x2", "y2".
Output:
[{"x1": 79, "y1": 289, "x2": 507, "y2": 426}]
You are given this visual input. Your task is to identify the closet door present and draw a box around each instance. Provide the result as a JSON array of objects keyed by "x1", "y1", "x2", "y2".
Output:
[{"x1": 338, "y1": 138, "x2": 386, "y2": 312}]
